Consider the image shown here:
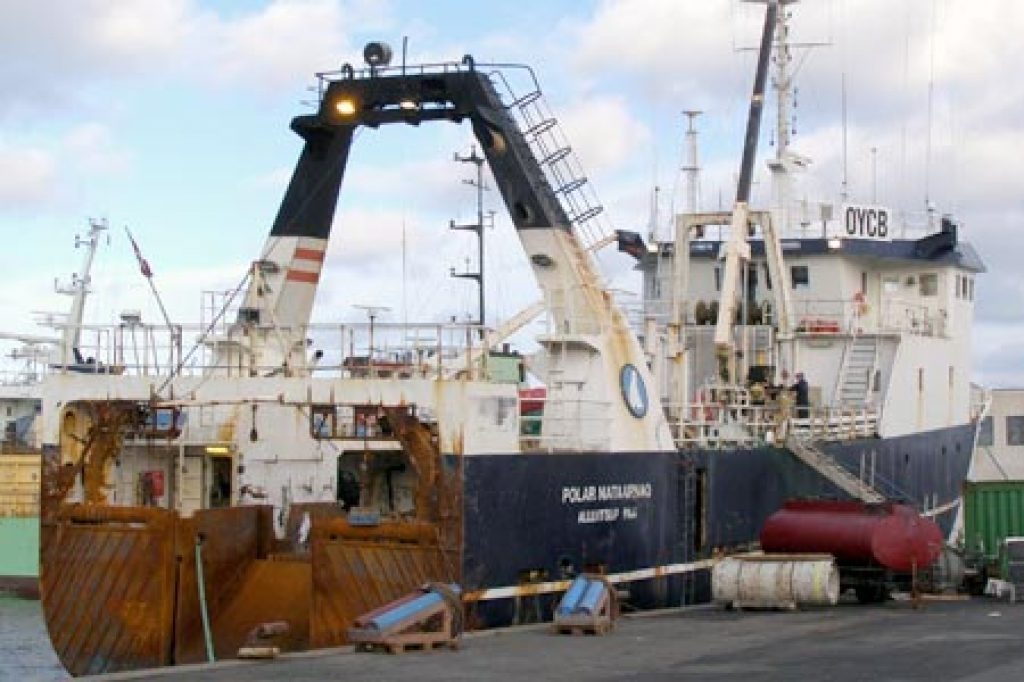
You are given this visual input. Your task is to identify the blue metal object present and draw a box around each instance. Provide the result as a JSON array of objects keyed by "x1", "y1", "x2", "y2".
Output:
[
  {"x1": 347, "y1": 508, "x2": 381, "y2": 526},
  {"x1": 556, "y1": 576, "x2": 591, "y2": 616},
  {"x1": 370, "y1": 591, "x2": 444, "y2": 631},
  {"x1": 578, "y1": 580, "x2": 606, "y2": 614}
]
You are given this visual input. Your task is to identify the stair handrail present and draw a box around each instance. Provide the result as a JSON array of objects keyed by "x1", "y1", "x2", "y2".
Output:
[
  {"x1": 831, "y1": 330, "x2": 859, "y2": 407},
  {"x1": 786, "y1": 434, "x2": 884, "y2": 504}
]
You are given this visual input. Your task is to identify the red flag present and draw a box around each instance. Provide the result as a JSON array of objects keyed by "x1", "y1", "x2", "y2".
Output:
[{"x1": 125, "y1": 228, "x2": 153, "y2": 278}]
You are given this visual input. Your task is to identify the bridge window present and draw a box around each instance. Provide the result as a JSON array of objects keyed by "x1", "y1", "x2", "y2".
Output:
[
  {"x1": 714, "y1": 267, "x2": 721, "y2": 292},
  {"x1": 790, "y1": 265, "x2": 809, "y2": 289},
  {"x1": 1006, "y1": 416, "x2": 1024, "y2": 446},
  {"x1": 919, "y1": 273, "x2": 938, "y2": 297},
  {"x1": 310, "y1": 404, "x2": 407, "y2": 440}
]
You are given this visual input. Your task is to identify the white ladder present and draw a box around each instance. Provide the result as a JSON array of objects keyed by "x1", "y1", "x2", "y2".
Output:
[{"x1": 835, "y1": 335, "x2": 878, "y2": 406}]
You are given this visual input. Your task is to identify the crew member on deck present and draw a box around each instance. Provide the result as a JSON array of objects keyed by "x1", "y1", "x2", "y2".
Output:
[{"x1": 790, "y1": 371, "x2": 810, "y2": 418}]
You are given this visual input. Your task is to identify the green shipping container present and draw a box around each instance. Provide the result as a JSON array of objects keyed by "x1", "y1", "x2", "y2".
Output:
[{"x1": 963, "y1": 480, "x2": 1024, "y2": 563}]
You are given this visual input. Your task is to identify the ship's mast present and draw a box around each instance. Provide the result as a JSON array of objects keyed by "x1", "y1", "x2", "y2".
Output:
[
  {"x1": 772, "y1": 5, "x2": 794, "y2": 165},
  {"x1": 762, "y1": 0, "x2": 823, "y2": 233},
  {"x1": 450, "y1": 145, "x2": 489, "y2": 329},
  {"x1": 682, "y1": 110, "x2": 702, "y2": 214},
  {"x1": 54, "y1": 218, "x2": 107, "y2": 363},
  {"x1": 766, "y1": 1, "x2": 798, "y2": 234}
]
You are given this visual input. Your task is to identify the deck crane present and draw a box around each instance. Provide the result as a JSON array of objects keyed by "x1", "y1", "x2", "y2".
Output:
[{"x1": 714, "y1": 0, "x2": 795, "y2": 382}]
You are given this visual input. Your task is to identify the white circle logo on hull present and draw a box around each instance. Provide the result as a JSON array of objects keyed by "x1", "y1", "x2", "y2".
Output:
[{"x1": 620, "y1": 363, "x2": 649, "y2": 419}]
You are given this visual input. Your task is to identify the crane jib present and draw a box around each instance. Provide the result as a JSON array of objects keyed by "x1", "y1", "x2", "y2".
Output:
[{"x1": 736, "y1": 0, "x2": 779, "y2": 205}]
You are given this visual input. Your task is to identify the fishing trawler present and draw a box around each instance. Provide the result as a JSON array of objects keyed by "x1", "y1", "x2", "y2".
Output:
[{"x1": 36, "y1": 1, "x2": 983, "y2": 675}]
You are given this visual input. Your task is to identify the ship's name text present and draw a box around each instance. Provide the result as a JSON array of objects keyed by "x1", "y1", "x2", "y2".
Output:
[{"x1": 561, "y1": 483, "x2": 653, "y2": 505}]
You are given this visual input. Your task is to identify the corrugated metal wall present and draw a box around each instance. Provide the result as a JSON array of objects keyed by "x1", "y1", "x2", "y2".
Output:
[{"x1": 964, "y1": 480, "x2": 1024, "y2": 561}]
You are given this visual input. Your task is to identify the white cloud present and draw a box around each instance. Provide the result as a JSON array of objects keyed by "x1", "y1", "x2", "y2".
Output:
[
  {"x1": 64, "y1": 123, "x2": 132, "y2": 175},
  {"x1": 571, "y1": 0, "x2": 740, "y2": 105},
  {"x1": 558, "y1": 95, "x2": 652, "y2": 175},
  {"x1": 0, "y1": 0, "x2": 392, "y2": 117},
  {"x1": 194, "y1": 0, "x2": 354, "y2": 90},
  {"x1": 0, "y1": 144, "x2": 57, "y2": 207},
  {"x1": 0, "y1": 0, "x2": 192, "y2": 117}
]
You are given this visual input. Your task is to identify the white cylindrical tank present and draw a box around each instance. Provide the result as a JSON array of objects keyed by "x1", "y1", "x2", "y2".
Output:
[{"x1": 712, "y1": 554, "x2": 840, "y2": 609}]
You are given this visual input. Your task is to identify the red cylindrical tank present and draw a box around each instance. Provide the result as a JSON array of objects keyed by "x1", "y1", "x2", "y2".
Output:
[{"x1": 760, "y1": 499, "x2": 943, "y2": 573}]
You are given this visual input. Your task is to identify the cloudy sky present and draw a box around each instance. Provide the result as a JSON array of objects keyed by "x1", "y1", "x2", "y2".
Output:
[{"x1": 0, "y1": 0, "x2": 1020, "y2": 386}]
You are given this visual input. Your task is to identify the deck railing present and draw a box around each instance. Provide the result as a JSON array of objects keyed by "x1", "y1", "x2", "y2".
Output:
[
  {"x1": 519, "y1": 397, "x2": 611, "y2": 452},
  {"x1": 668, "y1": 400, "x2": 878, "y2": 449},
  {"x1": 40, "y1": 320, "x2": 495, "y2": 381}
]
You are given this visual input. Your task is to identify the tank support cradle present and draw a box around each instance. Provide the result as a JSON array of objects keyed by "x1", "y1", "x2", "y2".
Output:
[
  {"x1": 348, "y1": 583, "x2": 463, "y2": 655},
  {"x1": 553, "y1": 575, "x2": 617, "y2": 635}
]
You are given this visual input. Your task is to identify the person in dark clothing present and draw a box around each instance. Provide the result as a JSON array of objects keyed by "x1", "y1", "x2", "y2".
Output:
[{"x1": 790, "y1": 371, "x2": 810, "y2": 418}]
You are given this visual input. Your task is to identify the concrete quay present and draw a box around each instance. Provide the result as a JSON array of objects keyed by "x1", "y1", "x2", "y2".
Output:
[{"x1": 89, "y1": 598, "x2": 1024, "y2": 682}]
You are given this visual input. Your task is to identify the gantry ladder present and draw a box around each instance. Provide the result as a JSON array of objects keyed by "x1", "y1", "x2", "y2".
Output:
[{"x1": 488, "y1": 69, "x2": 614, "y2": 252}]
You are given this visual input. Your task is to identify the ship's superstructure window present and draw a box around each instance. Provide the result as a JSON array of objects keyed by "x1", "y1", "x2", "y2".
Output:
[
  {"x1": 969, "y1": 278, "x2": 975, "y2": 301},
  {"x1": 1006, "y1": 416, "x2": 1024, "y2": 446},
  {"x1": 714, "y1": 267, "x2": 721, "y2": 291},
  {"x1": 919, "y1": 273, "x2": 938, "y2": 297},
  {"x1": 883, "y1": 276, "x2": 899, "y2": 294},
  {"x1": 977, "y1": 416, "x2": 994, "y2": 447},
  {"x1": 310, "y1": 404, "x2": 405, "y2": 439},
  {"x1": 791, "y1": 265, "x2": 809, "y2": 289}
]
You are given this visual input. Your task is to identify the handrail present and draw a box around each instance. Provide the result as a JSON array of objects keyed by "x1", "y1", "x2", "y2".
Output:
[
  {"x1": 38, "y1": 319, "x2": 498, "y2": 380},
  {"x1": 667, "y1": 399, "x2": 878, "y2": 449}
]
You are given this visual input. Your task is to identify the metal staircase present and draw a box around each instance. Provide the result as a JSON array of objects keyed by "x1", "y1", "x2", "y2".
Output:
[
  {"x1": 786, "y1": 435, "x2": 884, "y2": 504},
  {"x1": 488, "y1": 69, "x2": 613, "y2": 251},
  {"x1": 835, "y1": 335, "x2": 878, "y2": 406}
]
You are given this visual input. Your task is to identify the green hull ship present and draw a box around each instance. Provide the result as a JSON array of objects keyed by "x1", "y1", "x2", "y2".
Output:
[{"x1": 0, "y1": 451, "x2": 40, "y2": 598}]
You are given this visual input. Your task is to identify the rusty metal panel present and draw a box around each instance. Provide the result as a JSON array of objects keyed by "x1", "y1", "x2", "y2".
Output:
[
  {"x1": 194, "y1": 557, "x2": 312, "y2": 659},
  {"x1": 39, "y1": 505, "x2": 177, "y2": 677},
  {"x1": 309, "y1": 519, "x2": 459, "y2": 648},
  {"x1": 173, "y1": 506, "x2": 267, "y2": 663}
]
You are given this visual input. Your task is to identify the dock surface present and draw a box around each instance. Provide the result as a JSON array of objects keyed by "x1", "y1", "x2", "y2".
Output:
[{"x1": 91, "y1": 599, "x2": 1024, "y2": 681}]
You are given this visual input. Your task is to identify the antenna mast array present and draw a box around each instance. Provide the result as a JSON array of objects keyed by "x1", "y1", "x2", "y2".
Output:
[
  {"x1": 746, "y1": 0, "x2": 827, "y2": 231},
  {"x1": 449, "y1": 145, "x2": 490, "y2": 328},
  {"x1": 682, "y1": 110, "x2": 703, "y2": 214}
]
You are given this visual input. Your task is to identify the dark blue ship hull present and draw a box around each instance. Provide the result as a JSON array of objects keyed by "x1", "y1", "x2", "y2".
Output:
[{"x1": 461, "y1": 422, "x2": 975, "y2": 625}]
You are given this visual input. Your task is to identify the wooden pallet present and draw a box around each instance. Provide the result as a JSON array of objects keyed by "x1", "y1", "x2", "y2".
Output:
[
  {"x1": 356, "y1": 639, "x2": 460, "y2": 655},
  {"x1": 555, "y1": 622, "x2": 614, "y2": 636}
]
